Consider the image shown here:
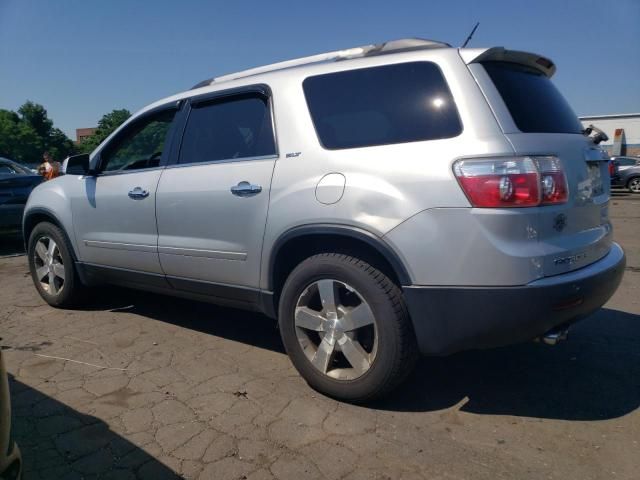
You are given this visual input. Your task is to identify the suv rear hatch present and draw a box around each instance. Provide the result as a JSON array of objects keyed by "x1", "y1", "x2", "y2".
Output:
[{"x1": 464, "y1": 48, "x2": 612, "y2": 277}]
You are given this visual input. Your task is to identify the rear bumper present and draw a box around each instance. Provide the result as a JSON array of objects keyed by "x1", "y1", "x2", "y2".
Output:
[{"x1": 403, "y1": 242, "x2": 625, "y2": 355}]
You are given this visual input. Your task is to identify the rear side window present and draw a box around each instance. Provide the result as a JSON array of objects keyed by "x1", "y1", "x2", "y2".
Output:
[
  {"x1": 179, "y1": 94, "x2": 276, "y2": 164},
  {"x1": 303, "y1": 62, "x2": 462, "y2": 150},
  {"x1": 483, "y1": 61, "x2": 583, "y2": 134}
]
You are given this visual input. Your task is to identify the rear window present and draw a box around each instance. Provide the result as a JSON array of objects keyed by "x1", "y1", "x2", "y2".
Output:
[
  {"x1": 616, "y1": 157, "x2": 639, "y2": 167},
  {"x1": 483, "y1": 61, "x2": 583, "y2": 134},
  {"x1": 303, "y1": 62, "x2": 462, "y2": 150}
]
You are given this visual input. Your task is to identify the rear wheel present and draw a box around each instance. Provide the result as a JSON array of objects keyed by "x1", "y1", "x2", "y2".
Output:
[
  {"x1": 627, "y1": 176, "x2": 640, "y2": 193},
  {"x1": 28, "y1": 222, "x2": 84, "y2": 307},
  {"x1": 278, "y1": 253, "x2": 418, "y2": 402}
]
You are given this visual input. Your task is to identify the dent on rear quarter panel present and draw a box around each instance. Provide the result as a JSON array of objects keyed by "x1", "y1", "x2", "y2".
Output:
[{"x1": 383, "y1": 207, "x2": 544, "y2": 286}]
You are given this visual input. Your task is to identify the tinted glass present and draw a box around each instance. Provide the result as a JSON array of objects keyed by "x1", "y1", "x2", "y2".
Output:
[
  {"x1": 483, "y1": 61, "x2": 583, "y2": 134},
  {"x1": 616, "y1": 158, "x2": 638, "y2": 166},
  {"x1": 0, "y1": 161, "x2": 27, "y2": 174},
  {"x1": 179, "y1": 94, "x2": 275, "y2": 164},
  {"x1": 101, "y1": 109, "x2": 177, "y2": 172},
  {"x1": 303, "y1": 62, "x2": 462, "y2": 150}
]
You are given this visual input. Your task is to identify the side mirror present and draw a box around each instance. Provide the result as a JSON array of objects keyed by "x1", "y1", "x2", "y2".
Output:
[{"x1": 62, "y1": 154, "x2": 93, "y2": 176}]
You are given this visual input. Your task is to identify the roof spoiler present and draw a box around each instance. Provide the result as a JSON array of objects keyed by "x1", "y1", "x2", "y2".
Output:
[{"x1": 459, "y1": 47, "x2": 556, "y2": 77}]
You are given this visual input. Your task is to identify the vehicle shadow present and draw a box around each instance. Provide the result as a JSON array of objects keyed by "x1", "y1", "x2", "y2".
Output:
[
  {"x1": 79, "y1": 288, "x2": 640, "y2": 421},
  {"x1": 8, "y1": 375, "x2": 182, "y2": 479},
  {"x1": 373, "y1": 307, "x2": 640, "y2": 420},
  {"x1": 86, "y1": 286, "x2": 285, "y2": 354}
]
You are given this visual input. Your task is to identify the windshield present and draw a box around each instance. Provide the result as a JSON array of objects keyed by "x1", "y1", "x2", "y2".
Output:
[
  {"x1": 483, "y1": 61, "x2": 583, "y2": 134},
  {"x1": 0, "y1": 160, "x2": 30, "y2": 175}
]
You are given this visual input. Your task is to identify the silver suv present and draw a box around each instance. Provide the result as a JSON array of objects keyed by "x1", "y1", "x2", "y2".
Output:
[{"x1": 24, "y1": 39, "x2": 625, "y2": 402}]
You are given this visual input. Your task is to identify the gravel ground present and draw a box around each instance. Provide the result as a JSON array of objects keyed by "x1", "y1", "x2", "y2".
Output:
[{"x1": 0, "y1": 193, "x2": 638, "y2": 480}]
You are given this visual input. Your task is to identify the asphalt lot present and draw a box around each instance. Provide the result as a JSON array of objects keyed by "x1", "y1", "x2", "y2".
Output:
[{"x1": 0, "y1": 193, "x2": 638, "y2": 480}]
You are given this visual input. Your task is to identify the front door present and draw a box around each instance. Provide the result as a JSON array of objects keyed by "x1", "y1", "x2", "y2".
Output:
[
  {"x1": 156, "y1": 90, "x2": 278, "y2": 290},
  {"x1": 72, "y1": 107, "x2": 179, "y2": 274}
]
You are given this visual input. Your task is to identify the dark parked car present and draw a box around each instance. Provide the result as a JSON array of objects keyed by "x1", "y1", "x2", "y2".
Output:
[
  {"x1": 0, "y1": 158, "x2": 43, "y2": 230},
  {"x1": 0, "y1": 347, "x2": 21, "y2": 479},
  {"x1": 611, "y1": 156, "x2": 640, "y2": 193}
]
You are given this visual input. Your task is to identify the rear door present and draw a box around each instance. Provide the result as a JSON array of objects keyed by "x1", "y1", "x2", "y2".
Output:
[
  {"x1": 155, "y1": 87, "x2": 278, "y2": 292},
  {"x1": 472, "y1": 58, "x2": 612, "y2": 276},
  {"x1": 71, "y1": 104, "x2": 180, "y2": 274}
]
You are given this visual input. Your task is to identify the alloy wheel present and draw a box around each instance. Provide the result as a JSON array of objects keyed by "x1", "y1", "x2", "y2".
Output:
[
  {"x1": 33, "y1": 236, "x2": 65, "y2": 296},
  {"x1": 629, "y1": 177, "x2": 640, "y2": 193},
  {"x1": 294, "y1": 279, "x2": 378, "y2": 380}
]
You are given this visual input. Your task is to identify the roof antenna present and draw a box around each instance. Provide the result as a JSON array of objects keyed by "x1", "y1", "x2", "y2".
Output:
[{"x1": 461, "y1": 22, "x2": 480, "y2": 48}]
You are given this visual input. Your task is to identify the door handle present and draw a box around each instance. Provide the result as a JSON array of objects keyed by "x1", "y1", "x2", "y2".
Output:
[
  {"x1": 128, "y1": 186, "x2": 150, "y2": 199},
  {"x1": 230, "y1": 181, "x2": 262, "y2": 197}
]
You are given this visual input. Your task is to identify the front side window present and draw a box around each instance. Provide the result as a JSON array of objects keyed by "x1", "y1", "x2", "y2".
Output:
[
  {"x1": 303, "y1": 62, "x2": 462, "y2": 150},
  {"x1": 101, "y1": 109, "x2": 177, "y2": 172},
  {"x1": 179, "y1": 94, "x2": 276, "y2": 164}
]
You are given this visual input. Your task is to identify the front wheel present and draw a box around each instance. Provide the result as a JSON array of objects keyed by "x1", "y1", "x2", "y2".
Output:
[
  {"x1": 28, "y1": 222, "x2": 84, "y2": 307},
  {"x1": 627, "y1": 177, "x2": 640, "y2": 193},
  {"x1": 278, "y1": 253, "x2": 418, "y2": 403}
]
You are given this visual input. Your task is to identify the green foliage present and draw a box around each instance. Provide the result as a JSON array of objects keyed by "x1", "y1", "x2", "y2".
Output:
[
  {"x1": 78, "y1": 109, "x2": 131, "y2": 154},
  {"x1": 0, "y1": 101, "x2": 75, "y2": 166},
  {"x1": 18, "y1": 101, "x2": 53, "y2": 138}
]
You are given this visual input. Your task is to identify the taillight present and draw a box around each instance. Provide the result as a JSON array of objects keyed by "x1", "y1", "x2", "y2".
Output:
[
  {"x1": 535, "y1": 156, "x2": 568, "y2": 205},
  {"x1": 453, "y1": 156, "x2": 568, "y2": 208}
]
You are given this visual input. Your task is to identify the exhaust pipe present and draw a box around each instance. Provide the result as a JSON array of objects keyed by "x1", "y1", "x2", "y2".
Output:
[{"x1": 536, "y1": 327, "x2": 569, "y2": 346}]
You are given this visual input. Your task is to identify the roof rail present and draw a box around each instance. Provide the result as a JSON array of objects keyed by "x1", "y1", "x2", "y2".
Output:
[{"x1": 190, "y1": 38, "x2": 450, "y2": 89}]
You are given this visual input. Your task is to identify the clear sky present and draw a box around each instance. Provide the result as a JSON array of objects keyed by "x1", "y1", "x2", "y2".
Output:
[{"x1": 1, "y1": 0, "x2": 638, "y2": 140}]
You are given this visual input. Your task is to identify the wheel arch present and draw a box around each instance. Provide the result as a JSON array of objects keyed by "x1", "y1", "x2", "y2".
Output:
[
  {"x1": 267, "y1": 224, "x2": 412, "y2": 305},
  {"x1": 23, "y1": 207, "x2": 79, "y2": 262}
]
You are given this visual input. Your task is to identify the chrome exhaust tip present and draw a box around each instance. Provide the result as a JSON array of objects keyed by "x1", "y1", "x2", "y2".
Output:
[{"x1": 535, "y1": 328, "x2": 569, "y2": 346}]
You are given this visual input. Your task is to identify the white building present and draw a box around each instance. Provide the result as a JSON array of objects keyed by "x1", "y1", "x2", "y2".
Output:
[{"x1": 580, "y1": 113, "x2": 640, "y2": 157}]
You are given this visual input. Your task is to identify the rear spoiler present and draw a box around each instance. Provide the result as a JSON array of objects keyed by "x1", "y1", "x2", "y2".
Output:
[{"x1": 459, "y1": 47, "x2": 556, "y2": 78}]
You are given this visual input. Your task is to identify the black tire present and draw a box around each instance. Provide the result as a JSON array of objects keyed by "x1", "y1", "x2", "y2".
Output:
[
  {"x1": 278, "y1": 253, "x2": 418, "y2": 403},
  {"x1": 27, "y1": 222, "x2": 84, "y2": 307}
]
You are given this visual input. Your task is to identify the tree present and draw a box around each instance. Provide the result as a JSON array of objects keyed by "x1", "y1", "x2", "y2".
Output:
[
  {"x1": 0, "y1": 101, "x2": 75, "y2": 165},
  {"x1": 78, "y1": 109, "x2": 131, "y2": 154},
  {"x1": 18, "y1": 101, "x2": 53, "y2": 139},
  {"x1": 48, "y1": 127, "x2": 75, "y2": 163}
]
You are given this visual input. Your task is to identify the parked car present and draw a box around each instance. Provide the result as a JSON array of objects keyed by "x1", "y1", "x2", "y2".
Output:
[
  {"x1": 0, "y1": 347, "x2": 21, "y2": 479},
  {"x1": 610, "y1": 156, "x2": 640, "y2": 193},
  {"x1": 24, "y1": 39, "x2": 625, "y2": 401},
  {"x1": 612, "y1": 156, "x2": 640, "y2": 171},
  {"x1": 0, "y1": 158, "x2": 43, "y2": 231}
]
